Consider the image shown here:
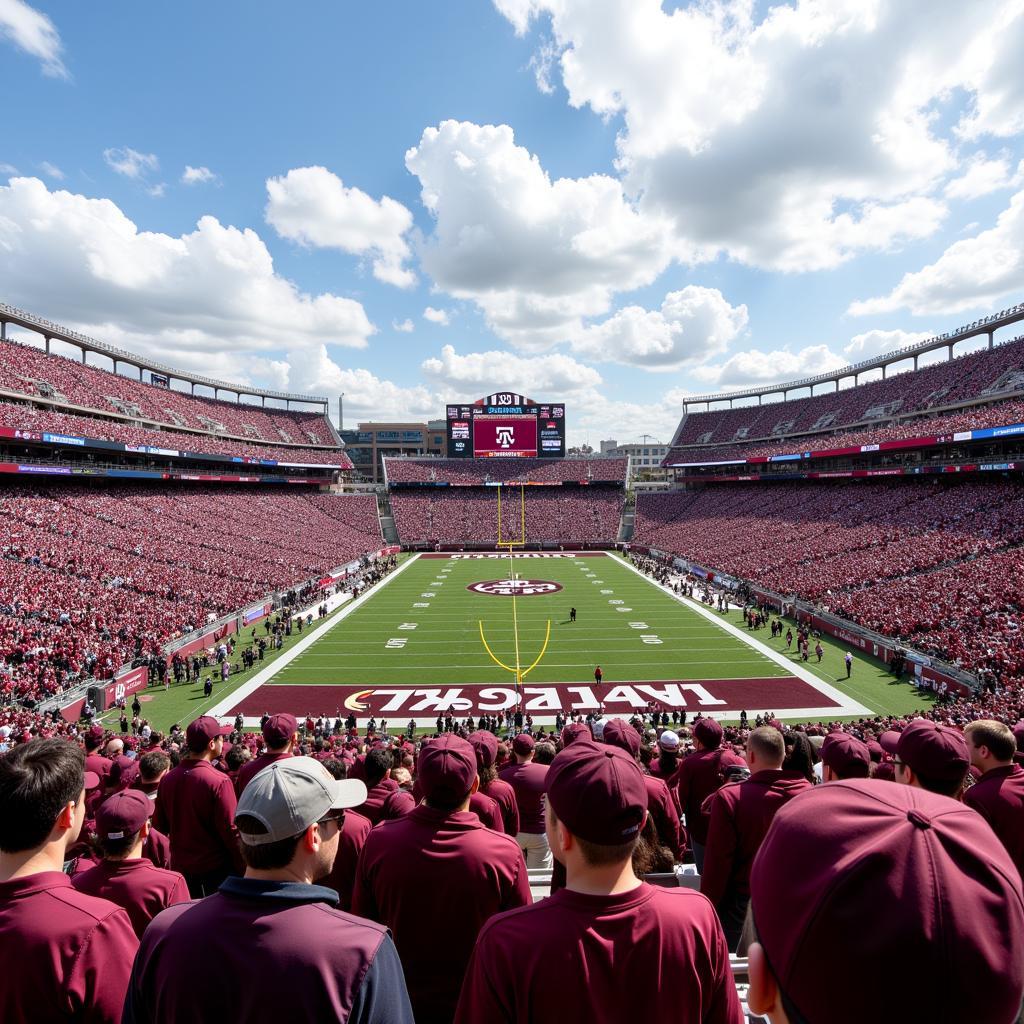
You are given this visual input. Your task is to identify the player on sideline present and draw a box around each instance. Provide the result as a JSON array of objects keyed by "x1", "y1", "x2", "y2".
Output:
[
  {"x1": 455, "y1": 740, "x2": 742, "y2": 1024},
  {"x1": 570, "y1": 607, "x2": 576, "y2": 622}
]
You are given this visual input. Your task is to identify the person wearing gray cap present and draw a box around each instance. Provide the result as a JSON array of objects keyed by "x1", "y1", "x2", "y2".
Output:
[{"x1": 124, "y1": 757, "x2": 414, "y2": 1024}]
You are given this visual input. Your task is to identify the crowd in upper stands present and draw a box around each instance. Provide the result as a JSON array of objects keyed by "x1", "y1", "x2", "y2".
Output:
[{"x1": 385, "y1": 457, "x2": 628, "y2": 485}]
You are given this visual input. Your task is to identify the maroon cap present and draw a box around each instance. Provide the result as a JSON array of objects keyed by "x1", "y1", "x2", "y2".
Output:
[
  {"x1": 87, "y1": 725, "x2": 105, "y2": 741},
  {"x1": 872, "y1": 761, "x2": 896, "y2": 782},
  {"x1": 262, "y1": 713, "x2": 298, "y2": 748},
  {"x1": 1013, "y1": 722, "x2": 1024, "y2": 753},
  {"x1": 96, "y1": 790, "x2": 152, "y2": 841},
  {"x1": 109, "y1": 755, "x2": 140, "y2": 790},
  {"x1": 83, "y1": 770, "x2": 100, "y2": 792},
  {"x1": 382, "y1": 788, "x2": 417, "y2": 819},
  {"x1": 546, "y1": 741, "x2": 647, "y2": 846},
  {"x1": 601, "y1": 718, "x2": 640, "y2": 758},
  {"x1": 878, "y1": 730, "x2": 902, "y2": 756},
  {"x1": 468, "y1": 730, "x2": 498, "y2": 770},
  {"x1": 417, "y1": 734, "x2": 477, "y2": 804},
  {"x1": 512, "y1": 733, "x2": 535, "y2": 756},
  {"x1": 820, "y1": 733, "x2": 871, "y2": 779},
  {"x1": 750, "y1": 780, "x2": 1024, "y2": 1024},
  {"x1": 866, "y1": 740, "x2": 884, "y2": 763},
  {"x1": 186, "y1": 716, "x2": 232, "y2": 752},
  {"x1": 560, "y1": 722, "x2": 591, "y2": 747},
  {"x1": 896, "y1": 720, "x2": 969, "y2": 784},
  {"x1": 693, "y1": 718, "x2": 723, "y2": 748}
]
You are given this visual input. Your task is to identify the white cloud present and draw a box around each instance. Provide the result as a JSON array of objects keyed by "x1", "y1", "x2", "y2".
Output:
[
  {"x1": 842, "y1": 328, "x2": 934, "y2": 361},
  {"x1": 265, "y1": 165, "x2": 416, "y2": 288},
  {"x1": 495, "y1": 0, "x2": 1024, "y2": 273},
  {"x1": 571, "y1": 286, "x2": 748, "y2": 371},
  {"x1": 392, "y1": 318, "x2": 415, "y2": 333},
  {"x1": 0, "y1": 177, "x2": 376, "y2": 391},
  {"x1": 405, "y1": 119, "x2": 674, "y2": 348},
  {"x1": 691, "y1": 344, "x2": 848, "y2": 389},
  {"x1": 146, "y1": 183, "x2": 167, "y2": 198},
  {"x1": 421, "y1": 343, "x2": 602, "y2": 398},
  {"x1": 944, "y1": 153, "x2": 1020, "y2": 200},
  {"x1": 423, "y1": 306, "x2": 450, "y2": 326},
  {"x1": 0, "y1": 0, "x2": 67, "y2": 78},
  {"x1": 103, "y1": 147, "x2": 159, "y2": 180},
  {"x1": 955, "y1": 3, "x2": 1024, "y2": 140},
  {"x1": 0, "y1": 162, "x2": 17, "y2": 175},
  {"x1": 849, "y1": 188, "x2": 1024, "y2": 316},
  {"x1": 181, "y1": 165, "x2": 218, "y2": 186},
  {"x1": 572, "y1": 390, "x2": 690, "y2": 449},
  {"x1": 38, "y1": 160, "x2": 63, "y2": 181}
]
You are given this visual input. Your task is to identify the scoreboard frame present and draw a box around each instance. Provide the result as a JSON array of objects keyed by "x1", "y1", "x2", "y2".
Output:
[{"x1": 446, "y1": 392, "x2": 566, "y2": 459}]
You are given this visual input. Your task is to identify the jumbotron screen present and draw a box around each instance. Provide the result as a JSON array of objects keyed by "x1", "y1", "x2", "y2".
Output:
[{"x1": 446, "y1": 392, "x2": 566, "y2": 458}]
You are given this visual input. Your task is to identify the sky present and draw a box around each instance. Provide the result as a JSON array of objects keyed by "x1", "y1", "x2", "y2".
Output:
[{"x1": 2, "y1": 0, "x2": 1024, "y2": 448}]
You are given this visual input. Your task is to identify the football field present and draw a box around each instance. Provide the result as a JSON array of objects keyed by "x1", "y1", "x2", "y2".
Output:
[{"x1": 212, "y1": 552, "x2": 871, "y2": 726}]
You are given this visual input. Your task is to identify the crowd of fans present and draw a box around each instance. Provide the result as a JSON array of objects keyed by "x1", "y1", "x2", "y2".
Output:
[
  {"x1": 0, "y1": 484, "x2": 382, "y2": 703},
  {"x1": 0, "y1": 338, "x2": 336, "y2": 445},
  {"x1": 385, "y1": 457, "x2": 629, "y2": 485},
  {"x1": 391, "y1": 486, "x2": 624, "y2": 545}
]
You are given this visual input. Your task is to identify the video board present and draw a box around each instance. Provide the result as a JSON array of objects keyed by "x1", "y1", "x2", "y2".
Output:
[{"x1": 446, "y1": 392, "x2": 566, "y2": 458}]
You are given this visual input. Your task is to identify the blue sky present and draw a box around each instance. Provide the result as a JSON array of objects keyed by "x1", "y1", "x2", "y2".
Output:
[{"x1": 2, "y1": 0, "x2": 1024, "y2": 447}]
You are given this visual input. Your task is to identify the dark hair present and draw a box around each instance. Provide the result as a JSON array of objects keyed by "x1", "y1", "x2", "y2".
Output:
[
  {"x1": 576, "y1": 833, "x2": 639, "y2": 867},
  {"x1": 782, "y1": 731, "x2": 816, "y2": 783},
  {"x1": 225, "y1": 746, "x2": 248, "y2": 772},
  {"x1": 97, "y1": 828, "x2": 142, "y2": 860},
  {"x1": 138, "y1": 751, "x2": 170, "y2": 782},
  {"x1": 631, "y1": 815, "x2": 674, "y2": 875},
  {"x1": 478, "y1": 763, "x2": 497, "y2": 786},
  {"x1": 424, "y1": 788, "x2": 472, "y2": 813},
  {"x1": 0, "y1": 739, "x2": 85, "y2": 853},
  {"x1": 236, "y1": 814, "x2": 303, "y2": 870},
  {"x1": 534, "y1": 742, "x2": 557, "y2": 765},
  {"x1": 321, "y1": 759, "x2": 348, "y2": 781},
  {"x1": 364, "y1": 749, "x2": 391, "y2": 787}
]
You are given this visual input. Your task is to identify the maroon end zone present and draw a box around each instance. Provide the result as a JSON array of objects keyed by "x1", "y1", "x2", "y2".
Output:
[{"x1": 226, "y1": 676, "x2": 841, "y2": 720}]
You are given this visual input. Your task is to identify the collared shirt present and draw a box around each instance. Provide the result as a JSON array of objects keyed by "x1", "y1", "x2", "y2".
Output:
[
  {"x1": 965, "y1": 763, "x2": 1024, "y2": 878},
  {"x1": 124, "y1": 877, "x2": 413, "y2": 1024},
  {"x1": 233, "y1": 749, "x2": 293, "y2": 797},
  {"x1": 674, "y1": 746, "x2": 727, "y2": 846},
  {"x1": 469, "y1": 790, "x2": 504, "y2": 831},
  {"x1": 72, "y1": 858, "x2": 190, "y2": 938},
  {"x1": 353, "y1": 804, "x2": 531, "y2": 1023},
  {"x1": 481, "y1": 776, "x2": 520, "y2": 836},
  {"x1": 0, "y1": 871, "x2": 138, "y2": 1024},
  {"x1": 319, "y1": 809, "x2": 373, "y2": 912}
]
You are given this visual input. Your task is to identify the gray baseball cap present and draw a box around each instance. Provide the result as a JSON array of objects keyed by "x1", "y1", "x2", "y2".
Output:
[{"x1": 236, "y1": 756, "x2": 367, "y2": 845}]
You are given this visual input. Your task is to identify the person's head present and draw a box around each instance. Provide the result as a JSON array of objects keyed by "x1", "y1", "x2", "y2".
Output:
[
  {"x1": 0, "y1": 739, "x2": 86, "y2": 856},
  {"x1": 418, "y1": 735, "x2": 478, "y2": 812},
  {"x1": 469, "y1": 730, "x2": 499, "y2": 784},
  {"x1": 82, "y1": 726, "x2": 104, "y2": 754},
  {"x1": 965, "y1": 720, "x2": 1016, "y2": 774},
  {"x1": 95, "y1": 790, "x2": 151, "y2": 860},
  {"x1": 235, "y1": 756, "x2": 367, "y2": 882},
  {"x1": 746, "y1": 727, "x2": 785, "y2": 771},
  {"x1": 544, "y1": 740, "x2": 647, "y2": 882},
  {"x1": 185, "y1": 716, "x2": 231, "y2": 759},
  {"x1": 601, "y1": 719, "x2": 641, "y2": 761},
  {"x1": 782, "y1": 731, "x2": 816, "y2": 782},
  {"x1": 104, "y1": 738, "x2": 124, "y2": 759},
  {"x1": 884, "y1": 721, "x2": 969, "y2": 797},
  {"x1": 747, "y1": 780, "x2": 1024, "y2": 1024},
  {"x1": 225, "y1": 744, "x2": 249, "y2": 773},
  {"x1": 657, "y1": 730, "x2": 680, "y2": 759},
  {"x1": 138, "y1": 750, "x2": 170, "y2": 786},
  {"x1": 820, "y1": 733, "x2": 871, "y2": 782},
  {"x1": 560, "y1": 722, "x2": 591, "y2": 748},
  {"x1": 363, "y1": 748, "x2": 391, "y2": 788},
  {"x1": 321, "y1": 759, "x2": 348, "y2": 781},
  {"x1": 512, "y1": 733, "x2": 535, "y2": 763},
  {"x1": 693, "y1": 718, "x2": 723, "y2": 752},
  {"x1": 261, "y1": 713, "x2": 298, "y2": 754},
  {"x1": 534, "y1": 741, "x2": 557, "y2": 765}
]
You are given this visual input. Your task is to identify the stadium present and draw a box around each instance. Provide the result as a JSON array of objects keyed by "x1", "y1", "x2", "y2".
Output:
[{"x1": 4, "y1": 4, "x2": 1024, "y2": 1024}]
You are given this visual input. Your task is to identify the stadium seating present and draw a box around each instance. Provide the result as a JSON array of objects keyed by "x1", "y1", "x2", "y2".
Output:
[
  {"x1": 0, "y1": 485, "x2": 382, "y2": 703},
  {"x1": 385, "y1": 457, "x2": 628, "y2": 485}
]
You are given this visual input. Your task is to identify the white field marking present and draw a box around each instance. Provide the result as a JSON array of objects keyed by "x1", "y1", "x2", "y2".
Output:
[
  {"x1": 609, "y1": 600, "x2": 624, "y2": 605},
  {"x1": 629, "y1": 622, "x2": 649, "y2": 629},
  {"x1": 421, "y1": 592, "x2": 436, "y2": 597},
  {"x1": 206, "y1": 553, "x2": 423, "y2": 722},
  {"x1": 607, "y1": 552, "x2": 872, "y2": 717},
  {"x1": 309, "y1": 639, "x2": 771, "y2": 653},
  {"x1": 385, "y1": 638, "x2": 407, "y2": 648},
  {"x1": 641, "y1": 635, "x2": 663, "y2": 644},
  {"x1": 600, "y1": 589, "x2": 614, "y2": 594},
  {"x1": 413, "y1": 602, "x2": 430, "y2": 608},
  {"x1": 593, "y1": 580, "x2": 603, "y2": 584},
  {"x1": 399, "y1": 623, "x2": 418, "y2": 630},
  {"x1": 616, "y1": 607, "x2": 633, "y2": 612}
]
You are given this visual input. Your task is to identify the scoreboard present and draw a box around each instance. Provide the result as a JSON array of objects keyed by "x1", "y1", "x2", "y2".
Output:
[{"x1": 446, "y1": 392, "x2": 566, "y2": 458}]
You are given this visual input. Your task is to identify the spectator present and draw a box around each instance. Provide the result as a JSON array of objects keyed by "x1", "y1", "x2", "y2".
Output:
[
  {"x1": 701, "y1": 726, "x2": 813, "y2": 950},
  {"x1": 132, "y1": 750, "x2": 170, "y2": 799},
  {"x1": 499, "y1": 733, "x2": 552, "y2": 868},
  {"x1": 819, "y1": 732, "x2": 871, "y2": 782},
  {"x1": 883, "y1": 720, "x2": 970, "y2": 797},
  {"x1": 152, "y1": 716, "x2": 242, "y2": 896},
  {"x1": 747, "y1": 780, "x2": 1024, "y2": 1023},
  {"x1": 354, "y1": 735, "x2": 530, "y2": 1022},
  {"x1": 674, "y1": 717, "x2": 727, "y2": 872},
  {"x1": 964, "y1": 719, "x2": 1024, "y2": 878},
  {"x1": 455, "y1": 739, "x2": 742, "y2": 1024},
  {"x1": 354, "y1": 748, "x2": 397, "y2": 825},
  {"x1": 317, "y1": 759, "x2": 372, "y2": 913},
  {"x1": 234, "y1": 713, "x2": 298, "y2": 796},
  {"x1": 72, "y1": 790, "x2": 189, "y2": 938},
  {"x1": 124, "y1": 757, "x2": 413, "y2": 1023},
  {"x1": 0, "y1": 739, "x2": 138, "y2": 1023},
  {"x1": 470, "y1": 730, "x2": 520, "y2": 837}
]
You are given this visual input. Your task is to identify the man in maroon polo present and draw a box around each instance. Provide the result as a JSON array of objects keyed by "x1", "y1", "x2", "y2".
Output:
[
  {"x1": 500, "y1": 732, "x2": 551, "y2": 867},
  {"x1": 354, "y1": 734, "x2": 531, "y2": 1023},
  {"x1": 883, "y1": 719, "x2": 970, "y2": 797},
  {"x1": 701, "y1": 726, "x2": 812, "y2": 950},
  {"x1": 83, "y1": 725, "x2": 112, "y2": 787},
  {"x1": 471, "y1": 730, "x2": 519, "y2": 836},
  {"x1": 73, "y1": 790, "x2": 189, "y2": 937},
  {"x1": 819, "y1": 732, "x2": 871, "y2": 782},
  {"x1": 747, "y1": 780, "x2": 1024, "y2": 1023},
  {"x1": 354, "y1": 747, "x2": 397, "y2": 824},
  {"x1": 0, "y1": 739, "x2": 139, "y2": 1023},
  {"x1": 152, "y1": 715, "x2": 242, "y2": 896},
  {"x1": 234, "y1": 712, "x2": 298, "y2": 796},
  {"x1": 674, "y1": 717, "x2": 728, "y2": 872},
  {"x1": 317, "y1": 759, "x2": 372, "y2": 912},
  {"x1": 602, "y1": 718, "x2": 684, "y2": 860},
  {"x1": 455, "y1": 739, "x2": 742, "y2": 1024},
  {"x1": 965, "y1": 719, "x2": 1024, "y2": 877}
]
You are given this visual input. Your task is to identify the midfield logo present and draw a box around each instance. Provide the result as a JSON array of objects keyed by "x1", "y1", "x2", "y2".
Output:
[{"x1": 468, "y1": 578, "x2": 563, "y2": 596}]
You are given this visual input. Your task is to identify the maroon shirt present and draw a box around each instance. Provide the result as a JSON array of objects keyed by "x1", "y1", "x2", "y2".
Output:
[
  {"x1": 353, "y1": 804, "x2": 531, "y2": 1023},
  {"x1": 469, "y1": 790, "x2": 504, "y2": 831},
  {"x1": 152, "y1": 758, "x2": 242, "y2": 876},
  {"x1": 498, "y1": 761, "x2": 549, "y2": 833},
  {"x1": 319, "y1": 809, "x2": 373, "y2": 912},
  {"x1": 356, "y1": 779, "x2": 398, "y2": 825},
  {"x1": 0, "y1": 871, "x2": 139, "y2": 1024},
  {"x1": 643, "y1": 774, "x2": 684, "y2": 859},
  {"x1": 455, "y1": 883, "x2": 743, "y2": 1024},
  {"x1": 965, "y1": 763, "x2": 1024, "y2": 879},
  {"x1": 701, "y1": 769, "x2": 813, "y2": 908},
  {"x1": 233, "y1": 749, "x2": 292, "y2": 796},
  {"x1": 72, "y1": 859, "x2": 191, "y2": 938},
  {"x1": 481, "y1": 776, "x2": 520, "y2": 836},
  {"x1": 85, "y1": 752, "x2": 112, "y2": 785},
  {"x1": 674, "y1": 747, "x2": 727, "y2": 846}
]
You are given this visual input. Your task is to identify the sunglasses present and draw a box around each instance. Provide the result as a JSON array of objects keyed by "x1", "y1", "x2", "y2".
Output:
[{"x1": 316, "y1": 809, "x2": 346, "y2": 833}]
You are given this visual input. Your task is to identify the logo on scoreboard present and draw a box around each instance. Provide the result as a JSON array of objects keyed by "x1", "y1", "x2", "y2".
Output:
[
  {"x1": 468, "y1": 579, "x2": 563, "y2": 596},
  {"x1": 496, "y1": 427, "x2": 515, "y2": 448}
]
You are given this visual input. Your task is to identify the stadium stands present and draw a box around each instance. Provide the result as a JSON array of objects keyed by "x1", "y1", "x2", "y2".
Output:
[{"x1": 384, "y1": 457, "x2": 628, "y2": 485}]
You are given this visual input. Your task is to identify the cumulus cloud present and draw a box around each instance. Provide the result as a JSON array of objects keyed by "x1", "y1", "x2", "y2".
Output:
[
  {"x1": 103, "y1": 147, "x2": 159, "y2": 180},
  {"x1": 182, "y1": 165, "x2": 218, "y2": 186},
  {"x1": 423, "y1": 306, "x2": 450, "y2": 326},
  {"x1": 0, "y1": 0, "x2": 67, "y2": 78},
  {"x1": 495, "y1": 0, "x2": 1024, "y2": 272},
  {"x1": 392, "y1": 318, "x2": 415, "y2": 333},
  {"x1": 265, "y1": 165, "x2": 416, "y2": 288},
  {"x1": 842, "y1": 328, "x2": 935, "y2": 361},
  {"x1": 38, "y1": 160, "x2": 63, "y2": 181},
  {"x1": 691, "y1": 344, "x2": 848, "y2": 389},
  {"x1": 0, "y1": 177, "x2": 376, "y2": 390},
  {"x1": 405, "y1": 119, "x2": 674, "y2": 348},
  {"x1": 0, "y1": 162, "x2": 17, "y2": 175},
  {"x1": 944, "y1": 153, "x2": 1021, "y2": 200},
  {"x1": 848, "y1": 189, "x2": 1024, "y2": 316},
  {"x1": 955, "y1": 3, "x2": 1024, "y2": 140},
  {"x1": 571, "y1": 286, "x2": 748, "y2": 371}
]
